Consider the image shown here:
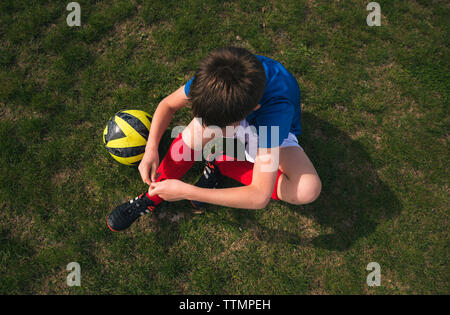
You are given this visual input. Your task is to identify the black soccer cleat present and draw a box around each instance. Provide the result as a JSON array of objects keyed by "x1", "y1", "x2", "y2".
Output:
[
  {"x1": 190, "y1": 158, "x2": 223, "y2": 209},
  {"x1": 107, "y1": 193, "x2": 156, "y2": 231}
]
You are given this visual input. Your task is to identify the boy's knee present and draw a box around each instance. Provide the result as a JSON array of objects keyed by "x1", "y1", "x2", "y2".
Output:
[
  {"x1": 292, "y1": 175, "x2": 321, "y2": 205},
  {"x1": 182, "y1": 118, "x2": 215, "y2": 151},
  {"x1": 181, "y1": 125, "x2": 197, "y2": 150}
]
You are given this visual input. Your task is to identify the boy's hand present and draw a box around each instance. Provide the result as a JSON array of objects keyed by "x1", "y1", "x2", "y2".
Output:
[
  {"x1": 148, "y1": 179, "x2": 187, "y2": 202},
  {"x1": 138, "y1": 150, "x2": 159, "y2": 185}
]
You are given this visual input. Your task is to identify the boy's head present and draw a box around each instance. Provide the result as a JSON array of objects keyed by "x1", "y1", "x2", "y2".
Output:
[{"x1": 188, "y1": 46, "x2": 266, "y2": 128}]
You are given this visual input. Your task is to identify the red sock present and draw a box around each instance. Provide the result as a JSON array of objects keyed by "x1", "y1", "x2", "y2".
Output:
[
  {"x1": 146, "y1": 133, "x2": 197, "y2": 205},
  {"x1": 215, "y1": 156, "x2": 282, "y2": 200}
]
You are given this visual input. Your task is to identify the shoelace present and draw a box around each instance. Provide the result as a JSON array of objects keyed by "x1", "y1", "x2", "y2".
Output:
[
  {"x1": 127, "y1": 196, "x2": 153, "y2": 216},
  {"x1": 203, "y1": 164, "x2": 212, "y2": 179}
]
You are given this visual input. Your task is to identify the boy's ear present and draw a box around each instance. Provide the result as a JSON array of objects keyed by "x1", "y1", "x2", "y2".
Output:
[{"x1": 254, "y1": 104, "x2": 261, "y2": 111}]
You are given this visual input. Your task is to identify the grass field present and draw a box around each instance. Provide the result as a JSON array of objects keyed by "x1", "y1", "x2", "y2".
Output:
[{"x1": 0, "y1": 0, "x2": 448, "y2": 294}]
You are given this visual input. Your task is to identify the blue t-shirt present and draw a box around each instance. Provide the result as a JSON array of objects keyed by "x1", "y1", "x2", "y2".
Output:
[{"x1": 184, "y1": 55, "x2": 301, "y2": 148}]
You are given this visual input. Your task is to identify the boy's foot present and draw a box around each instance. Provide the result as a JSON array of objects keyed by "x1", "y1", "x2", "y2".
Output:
[
  {"x1": 107, "y1": 193, "x2": 157, "y2": 231},
  {"x1": 190, "y1": 158, "x2": 223, "y2": 209}
]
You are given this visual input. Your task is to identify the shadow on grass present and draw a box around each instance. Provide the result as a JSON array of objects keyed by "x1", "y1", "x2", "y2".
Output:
[
  {"x1": 151, "y1": 112, "x2": 402, "y2": 252},
  {"x1": 227, "y1": 112, "x2": 402, "y2": 251},
  {"x1": 298, "y1": 112, "x2": 402, "y2": 250}
]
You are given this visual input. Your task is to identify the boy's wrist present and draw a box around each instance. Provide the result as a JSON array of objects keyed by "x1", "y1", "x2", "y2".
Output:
[
  {"x1": 146, "y1": 138, "x2": 159, "y2": 150},
  {"x1": 182, "y1": 183, "x2": 196, "y2": 200}
]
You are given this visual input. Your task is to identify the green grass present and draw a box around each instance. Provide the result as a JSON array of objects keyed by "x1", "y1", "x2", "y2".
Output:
[{"x1": 0, "y1": 0, "x2": 448, "y2": 294}]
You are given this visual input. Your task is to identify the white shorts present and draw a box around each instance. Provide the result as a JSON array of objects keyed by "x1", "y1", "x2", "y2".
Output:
[
  {"x1": 281, "y1": 132, "x2": 303, "y2": 149},
  {"x1": 234, "y1": 119, "x2": 303, "y2": 163}
]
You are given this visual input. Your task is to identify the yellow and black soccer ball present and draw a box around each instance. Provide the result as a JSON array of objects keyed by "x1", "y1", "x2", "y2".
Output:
[{"x1": 103, "y1": 109, "x2": 152, "y2": 166}]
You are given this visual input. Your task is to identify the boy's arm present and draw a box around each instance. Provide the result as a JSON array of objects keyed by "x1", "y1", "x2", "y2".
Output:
[
  {"x1": 153, "y1": 147, "x2": 279, "y2": 209},
  {"x1": 146, "y1": 85, "x2": 188, "y2": 149},
  {"x1": 139, "y1": 85, "x2": 189, "y2": 184}
]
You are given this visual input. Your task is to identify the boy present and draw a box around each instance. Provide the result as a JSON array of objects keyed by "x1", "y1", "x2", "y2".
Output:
[{"x1": 107, "y1": 47, "x2": 321, "y2": 232}]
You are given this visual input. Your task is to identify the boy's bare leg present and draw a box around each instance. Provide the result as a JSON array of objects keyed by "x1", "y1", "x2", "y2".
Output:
[{"x1": 277, "y1": 146, "x2": 321, "y2": 205}]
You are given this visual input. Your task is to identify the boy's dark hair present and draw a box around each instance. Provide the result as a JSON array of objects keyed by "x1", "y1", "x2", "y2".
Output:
[{"x1": 188, "y1": 47, "x2": 266, "y2": 128}]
